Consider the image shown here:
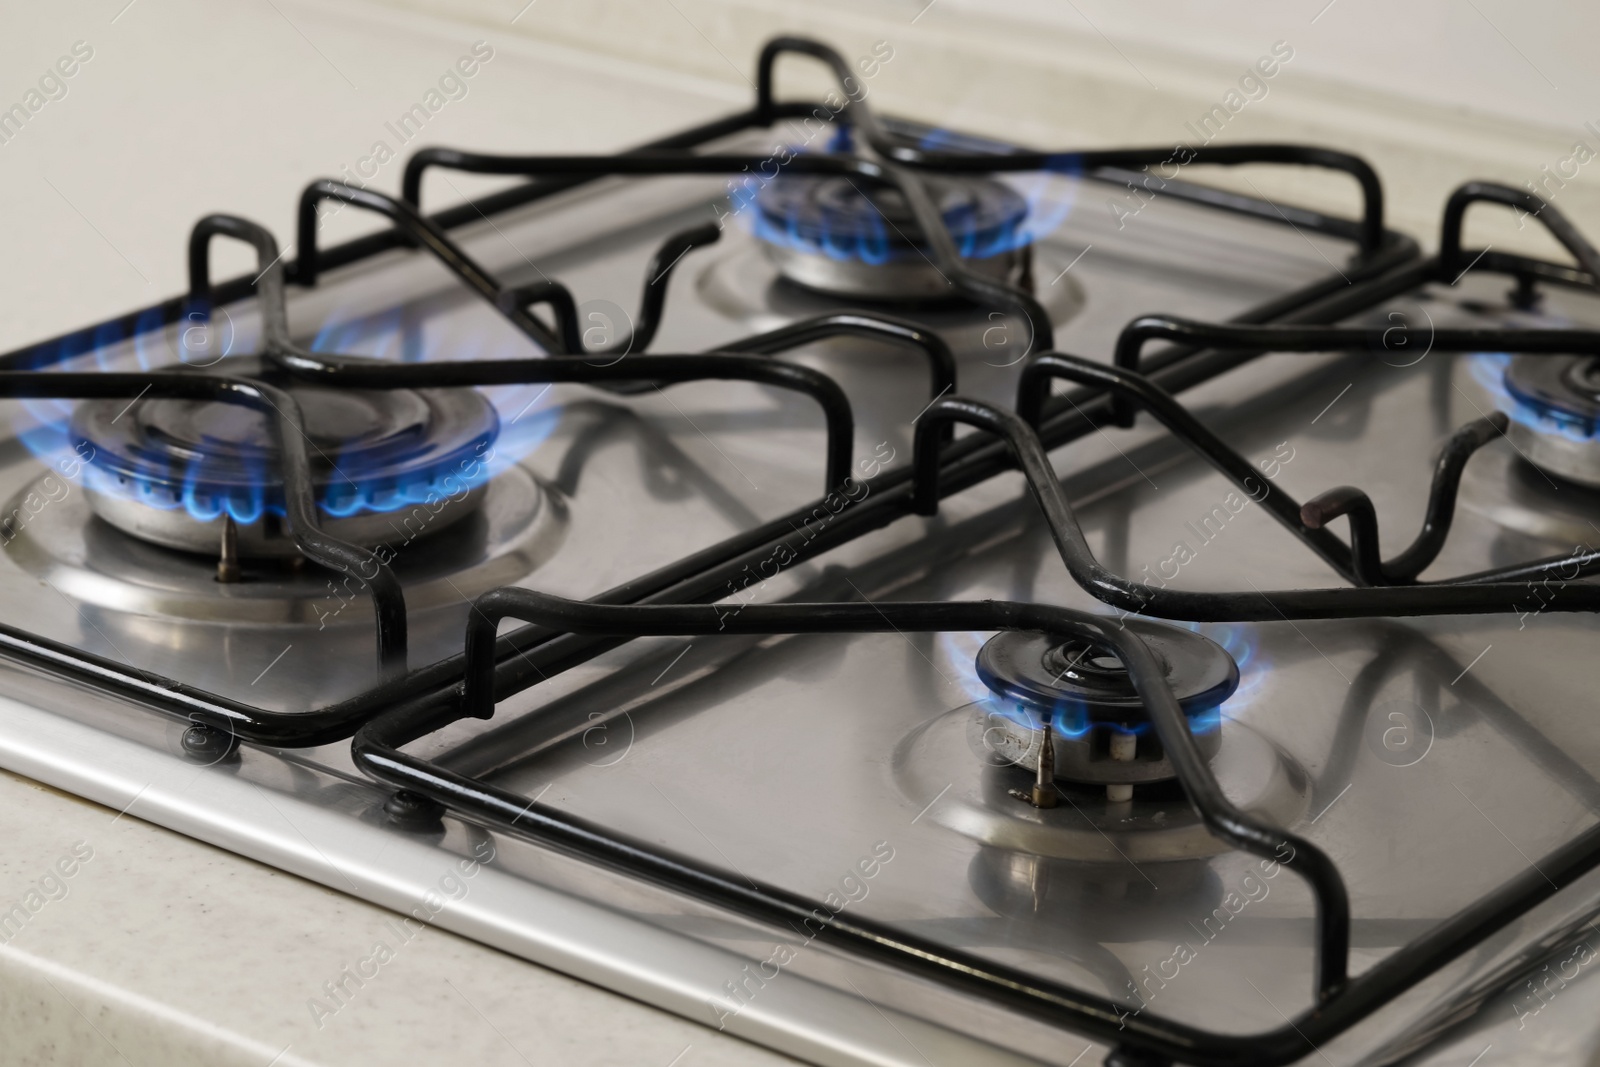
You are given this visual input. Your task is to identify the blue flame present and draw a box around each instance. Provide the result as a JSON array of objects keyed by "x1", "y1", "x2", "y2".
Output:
[
  {"x1": 739, "y1": 137, "x2": 1083, "y2": 267},
  {"x1": 915, "y1": 129, "x2": 1085, "y2": 254},
  {"x1": 935, "y1": 623, "x2": 1253, "y2": 737},
  {"x1": 939, "y1": 628, "x2": 998, "y2": 706},
  {"x1": 13, "y1": 303, "x2": 562, "y2": 533},
  {"x1": 1004, "y1": 166, "x2": 1083, "y2": 250},
  {"x1": 747, "y1": 179, "x2": 907, "y2": 265},
  {"x1": 1470, "y1": 350, "x2": 1600, "y2": 443},
  {"x1": 131, "y1": 307, "x2": 165, "y2": 371},
  {"x1": 310, "y1": 307, "x2": 404, "y2": 359},
  {"x1": 289, "y1": 307, "x2": 560, "y2": 521},
  {"x1": 1183, "y1": 621, "x2": 1268, "y2": 716},
  {"x1": 968, "y1": 687, "x2": 1218, "y2": 741},
  {"x1": 181, "y1": 451, "x2": 266, "y2": 525}
]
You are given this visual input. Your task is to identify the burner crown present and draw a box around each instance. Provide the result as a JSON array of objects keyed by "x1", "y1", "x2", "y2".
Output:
[
  {"x1": 751, "y1": 173, "x2": 1031, "y2": 300},
  {"x1": 1501, "y1": 353, "x2": 1600, "y2": 487},
  {"x1": 975, "y1": 622, "x2": 1236, "y2": 727},
  {"x1": 68, "y1": 356, "x2": 499, "y2": 557}
]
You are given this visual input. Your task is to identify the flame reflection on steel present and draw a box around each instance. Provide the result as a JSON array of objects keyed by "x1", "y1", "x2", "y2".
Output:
[{"x1": 735, "y1": 137, "x2": 1082, "y2": 266}]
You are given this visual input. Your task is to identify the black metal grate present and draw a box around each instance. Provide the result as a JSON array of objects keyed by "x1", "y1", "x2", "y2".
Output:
[{"x1": 3, "y1": 35, "x2": 1596, "y2": 1067}]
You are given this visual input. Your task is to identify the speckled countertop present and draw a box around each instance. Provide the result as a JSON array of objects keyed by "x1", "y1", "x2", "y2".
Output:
[{"x1": 0, "y1": 770, "x2": 797, "y2": 1065}]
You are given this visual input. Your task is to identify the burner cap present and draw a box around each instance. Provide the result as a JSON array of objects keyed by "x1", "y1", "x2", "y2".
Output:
[
  {"x1": 972, "y1": 621, "x2": 1237, "y2": 788},
  {"x1": 70, "y1": 356, "x2": 498, "y2": 558},
  {"x1": 976, "y1": 622, "x2": 1237, "y2": 726},
  {"x1": 752, "y1": 173, "x2": 1030, "y2": 300},
  {"x1": 1502, "y1": 354, "x2": 1600, "y2": 487}
]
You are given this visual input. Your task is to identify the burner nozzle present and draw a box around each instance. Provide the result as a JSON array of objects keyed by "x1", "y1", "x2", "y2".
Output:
[
  {"x1": 216, "y1": 514, "x2": 241, "y2": 583},
  {"x1": 1106, "y1": 730, "x2": 1137, "y2": 803},
  {"x1": 1023, "y1": 724, "x2": 1057, "y2": 808}
]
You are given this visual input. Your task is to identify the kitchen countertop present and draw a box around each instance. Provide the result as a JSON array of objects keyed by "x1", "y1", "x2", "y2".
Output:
[{"x1": 0, "y1": 769, "x2": 798, "y2": 1066}]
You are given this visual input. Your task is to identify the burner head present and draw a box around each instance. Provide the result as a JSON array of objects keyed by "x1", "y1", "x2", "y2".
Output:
[
  {"x1": 69, "y1": 356, "x2": 498, "y2": 558},
  {"x1": 752, "y1": 173, "x2": 1030, "y2": 300},
  {"x1": 1502, "y1": 354, "x2": 1600, "y2": 487},
  {"x1": 973, "y1": 621, "x2": 1237, "y2": 788}
]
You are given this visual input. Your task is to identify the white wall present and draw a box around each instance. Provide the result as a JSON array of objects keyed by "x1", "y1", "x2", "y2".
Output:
[{"x1": 938, "y1": 0, "x2": 1593, "y2": 130}]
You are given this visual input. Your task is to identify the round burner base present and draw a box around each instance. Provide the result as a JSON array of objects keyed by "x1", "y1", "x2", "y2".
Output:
[
  {"x1": 1504, "y1": 421, "x2": 1600, "y2": 489},
  {"x1": 892, "y1": 705, "x2": 1308, "y2": 863},
  {"x1": 0, "y1": 465, "x2": 565, "y2": 626},
  {"x1": 758, "y1": 239, "x2": 1028, "y2": 301},
  {"x1": 1501, "y1": 354, "x2": 1600, "y2": 488},
  {"x1": 696, "y1": 240, "x2": 1084, "y2": 357},
  {"x1": 1460, "y1": 440, "x2": 1600, "y2": 547}
]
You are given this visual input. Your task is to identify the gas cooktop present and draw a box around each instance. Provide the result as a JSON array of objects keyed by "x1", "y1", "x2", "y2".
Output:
[{"x1": 3, "y1": 35, "x2": 1600, "y2": 1067}]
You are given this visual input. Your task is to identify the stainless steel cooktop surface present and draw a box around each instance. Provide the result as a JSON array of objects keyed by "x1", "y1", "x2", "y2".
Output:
[{"x1": 2, "y1": 108, "x2": 1598, "y2": 1067}]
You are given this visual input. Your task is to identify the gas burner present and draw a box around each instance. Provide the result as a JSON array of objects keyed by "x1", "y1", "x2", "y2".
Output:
[
  {"x1": 68, "y1": 356, "x2": 498, "y2": 558},
  {"x1": 752, "y1": 173, "x2": 1031, "y2": 300},
  {"x1": 973, "y1": 621, "x2": 1237, "y2": 802},
  {"x1": 1501, "y1": 354, "x2": 1600, "y2": 487}
]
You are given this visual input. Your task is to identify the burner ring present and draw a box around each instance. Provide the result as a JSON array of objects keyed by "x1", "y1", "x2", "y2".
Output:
[
  {"x1": 1503, "y1": 354, "x2": 1600, "y2": 428},
  {"x1": 755, "y1": 173, "x2": 1028, "y2": 259},
  {"x1": 976, "y1": 622, "x2": 1231, "y2": 726},
  {"x1": 1502, "y1": 354, "x2": 1600, "y2": 487},
  {"x1": 752, "y1": 174, "x2": 1030, "y2": 300},
  {"x1": 973, "y1": 621, "x2": 1237, "y2": 787},
  {"x1": 69, "y1": 356, "x2": 499, "y2": 557},
  {"x1": 1562, "y1": 356, "x2": 1600, "y2": 400}
]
